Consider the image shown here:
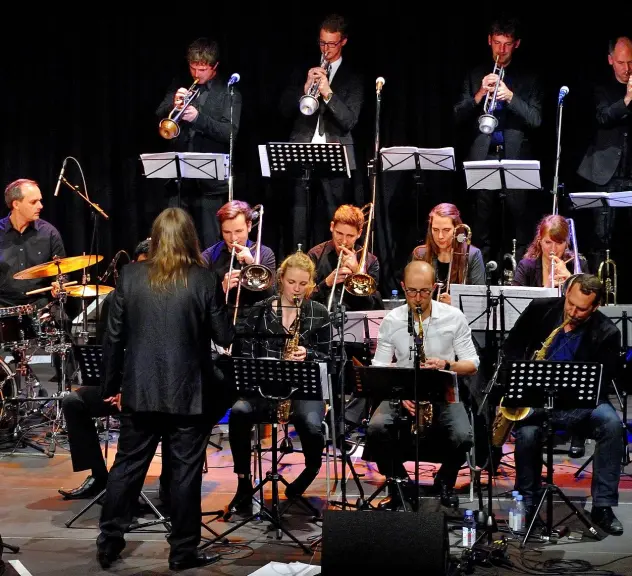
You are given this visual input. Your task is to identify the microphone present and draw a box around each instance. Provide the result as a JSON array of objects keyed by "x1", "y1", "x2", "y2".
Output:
[
  {"x1": 98, "y1": 250, "x2": 125, "y2": 283},
  {"x1": 558, "y1": 85, "x2": 569, "y2": 104},
  {"x1": 376, "y1": 76, "x2": 385, "y2": 94},
  {"x1": 228, "y1": 73, "x2": 240, "y2": 86},
  {"x1": 53, "y1": 158, "x2": 68, "y2": 197}
]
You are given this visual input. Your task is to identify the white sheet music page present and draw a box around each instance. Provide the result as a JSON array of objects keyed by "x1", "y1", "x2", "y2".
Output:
[
  {"x1": 139, "y1": 152, "x2": 177, "y2": 178},
  {"x1": 606, "y1": 191, "x2": 632, "y2": 207},
  {"x1": 178, "y1": 152, "x2": 226, "y2": 180},
  {"x1": 501, "y1": 159, "x2": 541, "y2": 190},
  {"x1": 568, "y1": 192, "x2": 608, "y2": 209},
  {"x1": 380, "y1": 146, "x2": 455, "y2": 171},
  {"x1": 258, "y1": 145, "x2": 271, "y2": 177},
  {"x1": 463, "y1": 160, "x2": 502, "y2": 190}
]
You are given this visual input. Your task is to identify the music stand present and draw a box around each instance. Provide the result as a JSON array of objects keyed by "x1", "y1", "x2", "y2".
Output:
[
  {"x1": 464, "y1": 159, "x2": 541, "y2": 261},
  {"x1": 349, "y1": 364, "x2": 457, "y2": 511},
  {"x1": 381, "y1": 146, "x2": 455, "y2": 236},
  {"x1": 500, "y1": 360, "x2": 602, "y2": 546},
  {"x1": 65, "y1": 345, "x2": 171, "y2": 533},
  {"x1": 258, "y1": 142, "x2": 350, "y2": 247},
  {"x1": 199, "y1": 357, "x2": 323, "y2": 555},
  {"x1": 140, "y1": 152, "x2": 228, "y2": 208}
]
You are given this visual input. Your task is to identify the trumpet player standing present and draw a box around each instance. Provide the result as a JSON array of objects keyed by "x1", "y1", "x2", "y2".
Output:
[
  {"x1": 503, "y1": 274, "x2": 623, "y2": 535},
  {"x1": 576, "y1": 36, "x2": 632, "y2": 274},
  {"x1": 453, "y1": 16, "x2": 542, "y2": 264},
  {"x1": 278, "y1": 13, "x2": 364, "y2": 253},
  {"x1": 155, "y1": 37, "x2": 242, "y2": 248}
]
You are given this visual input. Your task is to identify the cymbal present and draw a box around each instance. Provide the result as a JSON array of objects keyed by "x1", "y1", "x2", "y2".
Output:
[
  {"x1": 66, "y1": 284, "x2": 114, "y2": 298},
  {"x1": 13, "y1": 255, "x2": 104, "y2": 280}
]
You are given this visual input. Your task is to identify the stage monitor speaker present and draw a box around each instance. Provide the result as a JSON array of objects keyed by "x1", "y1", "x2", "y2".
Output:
[{"x1": 320, "y1": 508, "x2": 449, "y2": 575}]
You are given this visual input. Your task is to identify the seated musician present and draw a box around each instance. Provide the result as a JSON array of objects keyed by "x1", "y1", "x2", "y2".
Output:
[
  {"x1": 512, "y1": 214, "x2": 588, "y2": 288},
  {"x1": 365, "y1": 260, "x2": 478, "y2": 510},
  {"x1": 307, "y1": 204, "x2": 383, "y2": 311},
  {"x1": 226, "y1": 251, "x2": 332, "y2": 514},
  {"x1": 411, "y1": 203, "x2": 485, "y2": 305},
  {"x1": 503, "y1": 274, "x2": 623, "y2": 535},
  {"x1": 201, "y1": 201, "x2": 276, "y2": 346}
]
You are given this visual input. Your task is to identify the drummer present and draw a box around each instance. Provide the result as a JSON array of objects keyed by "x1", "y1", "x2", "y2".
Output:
[{"x1": 0, "y1": 178, "x2": 66, "y2": 308}]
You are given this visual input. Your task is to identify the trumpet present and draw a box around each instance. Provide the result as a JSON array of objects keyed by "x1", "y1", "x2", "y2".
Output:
[
  {"x1": 478, "y1": 56, "x2": 505, "y2": 135},
  {"x1": 437, "y1": 223, "x2": 471, "y2": 298},
  {"x1": 598, "y1": 249, "x2": 617, "y2": 305},
  {"x1": 299, "y1": 54, "x2": 331, "y2": 116},
  {"x1": 159, "y1": 79, "x2": 201, "y2": 140},
  {"x1": 502, "y1": 239, "x2": 517, "y2": 285}
]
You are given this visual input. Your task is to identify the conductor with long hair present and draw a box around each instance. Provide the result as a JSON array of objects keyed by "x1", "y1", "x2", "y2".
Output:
[{"x1": 96, "y1": 208, "x2": 234, "y2": 571}]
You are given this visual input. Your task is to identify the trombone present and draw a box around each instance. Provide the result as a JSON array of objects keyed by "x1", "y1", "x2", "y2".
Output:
[
  {"x1": 598, "y1": 249, "x2": 617, "y2": 305},
  {"x1": 299, "y1": 54, "x2": 331, "y2": 116},
  {"x1": 478, "y1": 55, "x2": 505, "y2": 135},
  {"x1": 436, "y1": 223, "x2": 471, "y2": 298},
  {"x1": 159, "y1": 79, "x2": 201, "y2": 139}
]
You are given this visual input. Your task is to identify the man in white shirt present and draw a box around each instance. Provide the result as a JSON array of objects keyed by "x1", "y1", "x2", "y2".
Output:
[{"x1": 365, "y1": 260, "x2": 479, "y2": 509}]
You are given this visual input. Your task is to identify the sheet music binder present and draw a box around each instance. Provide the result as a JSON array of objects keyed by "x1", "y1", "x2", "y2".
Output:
[
  {"x1": 258, "y1": 142, "x2": 351, "y2": 178},
  {"x1": 568, "y1": 191, "x2": 632, "y2": 209},
  {"x1": 140, "y1": 152, "x2": 228, "y2": 180},
  {"x1": 450, "y1": 285, "x2": 558, "y2": 331},
  {"x1": 463, "y1": 159, "x2": 541, "y2": 190},
  {"x1": 380, "y1": 146, "x2": 456, "y2": 172}
]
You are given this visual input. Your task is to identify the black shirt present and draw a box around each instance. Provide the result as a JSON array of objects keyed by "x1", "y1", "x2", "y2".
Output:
[{"x1": 0, "y1": 216, "x2": 66, "y2": 306}]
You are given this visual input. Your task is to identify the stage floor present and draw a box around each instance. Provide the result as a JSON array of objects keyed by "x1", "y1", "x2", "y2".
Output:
[{"x1": 1, "y1": 361, "x2": 632, "y2": 575}]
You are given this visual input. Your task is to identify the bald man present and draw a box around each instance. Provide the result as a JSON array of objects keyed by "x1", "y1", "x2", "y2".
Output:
[
  {"x1": 577, "y1": 35, "x2": 632, "y2": 271},
  {"x1": 365, "y1": 260, "x2": 479, "y2": 510}
]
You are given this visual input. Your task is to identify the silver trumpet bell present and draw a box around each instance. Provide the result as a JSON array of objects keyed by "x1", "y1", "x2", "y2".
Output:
[
  {"x1": 299, "y1": 55, "x2": 331, "y2": 116},
  {"x1": 478, "y1": 56, "x2": 505, "y2": 135}
]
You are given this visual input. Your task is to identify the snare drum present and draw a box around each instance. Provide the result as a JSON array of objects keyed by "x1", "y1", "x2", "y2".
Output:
[{"x1": 0, "y1": 305, "x2": 38, "y2": 347}]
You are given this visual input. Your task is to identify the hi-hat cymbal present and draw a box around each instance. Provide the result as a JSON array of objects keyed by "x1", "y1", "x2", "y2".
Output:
[
  {"x1": 13, "y1": 255, "x2": 104, "y2": 280},
  {"x1": 65, "y1": 284, "x2": 114, "y2": 298}
]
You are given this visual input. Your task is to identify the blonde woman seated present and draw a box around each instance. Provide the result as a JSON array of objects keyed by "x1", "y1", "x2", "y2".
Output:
[
  {"x1": 512, "y1": 215, "x2": 588, "y2": 288},
  {"x1": 412, "y1": 203, "x2": 485, "y2": 305}
]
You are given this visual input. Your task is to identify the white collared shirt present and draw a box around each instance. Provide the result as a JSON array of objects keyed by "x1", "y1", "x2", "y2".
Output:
[
  {"x1": 372, "y1": 301, "x2": 480, "y2": 369},
  {"x1": 311, "y1": 57, "x2": 343, "y2": 143}
]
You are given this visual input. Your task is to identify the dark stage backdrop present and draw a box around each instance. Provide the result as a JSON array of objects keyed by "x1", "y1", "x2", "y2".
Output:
[{"x1": 0, "y1": 9, "x2": 628, "y2": 301}]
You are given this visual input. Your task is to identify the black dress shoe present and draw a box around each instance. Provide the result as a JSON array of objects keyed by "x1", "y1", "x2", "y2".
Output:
[
  {"x1": 225, "y1": 485, "x2": 253, "y2": 517},
  {"x1": 569, "y1": 435, "x2": 586, "y2": 458},
  {"x1": 59, "y1": 475, "x2": 106, "y2": 500},
  {"x1": 591, "y1": 506, "x2": 624, "y2": 535},
  {"x1": 285, "y1": 467, "x2": 319, "y2": 499},
  {"x1": 434, "y1": 480, "x2": 459, "y2": 509},
  {"x1": 169, "y1": 552, "x2": 220, "y2": 571}
]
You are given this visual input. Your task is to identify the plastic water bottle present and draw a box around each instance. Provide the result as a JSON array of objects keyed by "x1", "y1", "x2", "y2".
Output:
[
  {"x1": 513, "y1": 495, "x2": 525, "y2": 531},
  {"x1": 508, "y1": 490, "x2": 519, "y2": 530},
  {"x1": 462, "y1": 509, "x2": 476, "y2": 548}
]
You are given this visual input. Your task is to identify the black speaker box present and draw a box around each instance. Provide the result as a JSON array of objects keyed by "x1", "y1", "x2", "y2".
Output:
[{"x1": 321, "y1": 506, "x2": 449, "y2": 575}]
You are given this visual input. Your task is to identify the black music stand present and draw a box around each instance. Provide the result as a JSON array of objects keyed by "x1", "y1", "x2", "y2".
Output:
[
  {"x1": 65, "y1": 345, "x2": 171, "y2": 533},
  {"x1": 500, "y1": 360, "x2": 603, "y2": 546},
  {"x1": 259, "y1": 142, "x2": 350, "y2": 248},
  {"x1": 199, "y1": 357, "x2": 323, "y2": 555},
  {"x1": 349, "y1": 364, "x2": 456, "y2": 511}
]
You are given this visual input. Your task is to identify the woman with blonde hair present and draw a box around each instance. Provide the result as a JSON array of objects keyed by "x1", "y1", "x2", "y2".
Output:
[{"x1": 226, "y1": 250, "x2": 332, "y2": 515}]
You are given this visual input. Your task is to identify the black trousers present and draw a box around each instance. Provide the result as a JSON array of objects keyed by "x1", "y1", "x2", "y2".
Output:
[
  {"x1": 228, "y1": 398, "x2": 325, "y2": 476},
  {"x1": 97, "y1": 410, "x2": 219, "y2": 563},
  {"x1": 365, "y1": 400, "x2": 473, "y2": 489}
]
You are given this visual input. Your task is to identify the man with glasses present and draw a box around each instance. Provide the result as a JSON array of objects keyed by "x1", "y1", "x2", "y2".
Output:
[
  {"x1": 365, "y1": 260, "x2": 479, "y2": 510},
  {"x1": 278, "y1": 13, "x2": 364, "y2": 253}
]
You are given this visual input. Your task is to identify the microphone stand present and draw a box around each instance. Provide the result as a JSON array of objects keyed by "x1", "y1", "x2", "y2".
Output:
[
  {"x1": 551, "y1": 95, "x2": 565, "y2": 215},
  {"x1": 368, "y1": 81, "x2": 384, "y2": 255},
  {"x1": 228, "y1": 80, "x2": 236, "y2": 201}
]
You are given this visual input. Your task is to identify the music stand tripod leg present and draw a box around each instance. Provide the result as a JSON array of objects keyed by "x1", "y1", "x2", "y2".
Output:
[
  {"x1": 1, "y1": 536, "x2": 20, "y2": 554},
  {"x1": 65, "y1": 488, "x2": 106, "y2": 528}
]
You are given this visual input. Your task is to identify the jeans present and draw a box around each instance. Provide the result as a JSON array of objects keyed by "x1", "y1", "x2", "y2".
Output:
[
  {"x1": 365, "y1": 400, "x2": 473, "y2": 488},
  {"x1": 514, "y1": 402, "x2": 622, "y2": 508}
]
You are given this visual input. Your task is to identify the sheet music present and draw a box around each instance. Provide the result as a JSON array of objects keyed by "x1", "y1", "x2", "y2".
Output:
[
  {"x1": 140, "y1": 152, "x2": 227, "y2": 180},
  {"x1": 463, "y1": 160, "x2": 502, "y2": 189},
  {"x1": 501, "y1": 160, "x2": 541, "y2": 189},
  {"x1": 463, "y1": 160, "x2": 540, "y2": 190},
  {"x1": 380, "y1": 146, "x2": 456, "y2": 171},
  {"x1": 333, "y1": 310, "x2": 387, "y2": 343},
  {"x1": 247, "y1": 561, "x2": 321, "y2": 576},
  {"x1": 569, "y1": 191, "x2": 632, "y2": 209},
  {"x1": 258, "y1": 145, "x2": 271, "y2": 177},
  {"x1": 450, "y1": 285, "x2": 558, "y2": 331}
]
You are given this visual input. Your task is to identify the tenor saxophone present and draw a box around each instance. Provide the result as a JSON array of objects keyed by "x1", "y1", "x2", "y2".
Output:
[
  {"x1": 412, "y1": 306, "x2": 433, "y2": 437},
  {"x1": 277, "y1": 296, "x2": 301, "y2": 424}
]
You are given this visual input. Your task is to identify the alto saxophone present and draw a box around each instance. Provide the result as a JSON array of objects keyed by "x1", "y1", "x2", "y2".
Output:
[
  {"x1": 277, "y1": 295, "x2": 301, "y2": 425},
  {"x1": 491, "y1": 316, "x2": 571, "y2": 447},
  {"x1": 412, "y1": 306, "x2": 433, "y2": 437}
]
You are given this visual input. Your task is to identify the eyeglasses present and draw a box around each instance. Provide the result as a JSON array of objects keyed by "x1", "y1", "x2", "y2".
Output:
[
  {"x1": 404, "y1": 287, "x2": 433, "y2": 297},
  {"x1": 318, "y1": 40, "x2": 343, "y2": 48}
]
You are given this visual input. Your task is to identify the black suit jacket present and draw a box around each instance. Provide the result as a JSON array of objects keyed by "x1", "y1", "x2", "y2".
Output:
[
  {"x1": 101, "y1": 262, "x2": 234, "y2": 415},
  {"x1": 279, "y1": 59, "x2": 363, "y2": 170},
  {"x1": 454, "y1": 62, "x2": 542, "y2": 160},
  {"x1": 577, "y1": 77, "x2": 632, "y2": 185},
  {"x1": 503, "y1": 297, "x2": 620, "y2": 400},
  {"x1": 156, "y1": 73, "x2": 242, "y2": 154}
]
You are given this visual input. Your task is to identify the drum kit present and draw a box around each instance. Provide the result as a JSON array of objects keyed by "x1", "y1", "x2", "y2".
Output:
[{"x1": 0, "y1": 254, "x2": 113, "y2": 456}]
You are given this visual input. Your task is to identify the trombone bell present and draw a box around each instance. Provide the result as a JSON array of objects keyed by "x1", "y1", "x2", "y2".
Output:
[
  {"x1": 238, "y1": 204, "x2": 274, "y2": 292},
  {"x1": 158, "y1": 79, "x2": 200, "y2": 140},
  {"x1": 343, "y1": 273, "x2": 376, "y2": 297}
]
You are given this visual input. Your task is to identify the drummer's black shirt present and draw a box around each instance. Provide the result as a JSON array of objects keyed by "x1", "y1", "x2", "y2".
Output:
[{"x1": 0, "y1": 215, "x2": 66, "y2": 306}]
